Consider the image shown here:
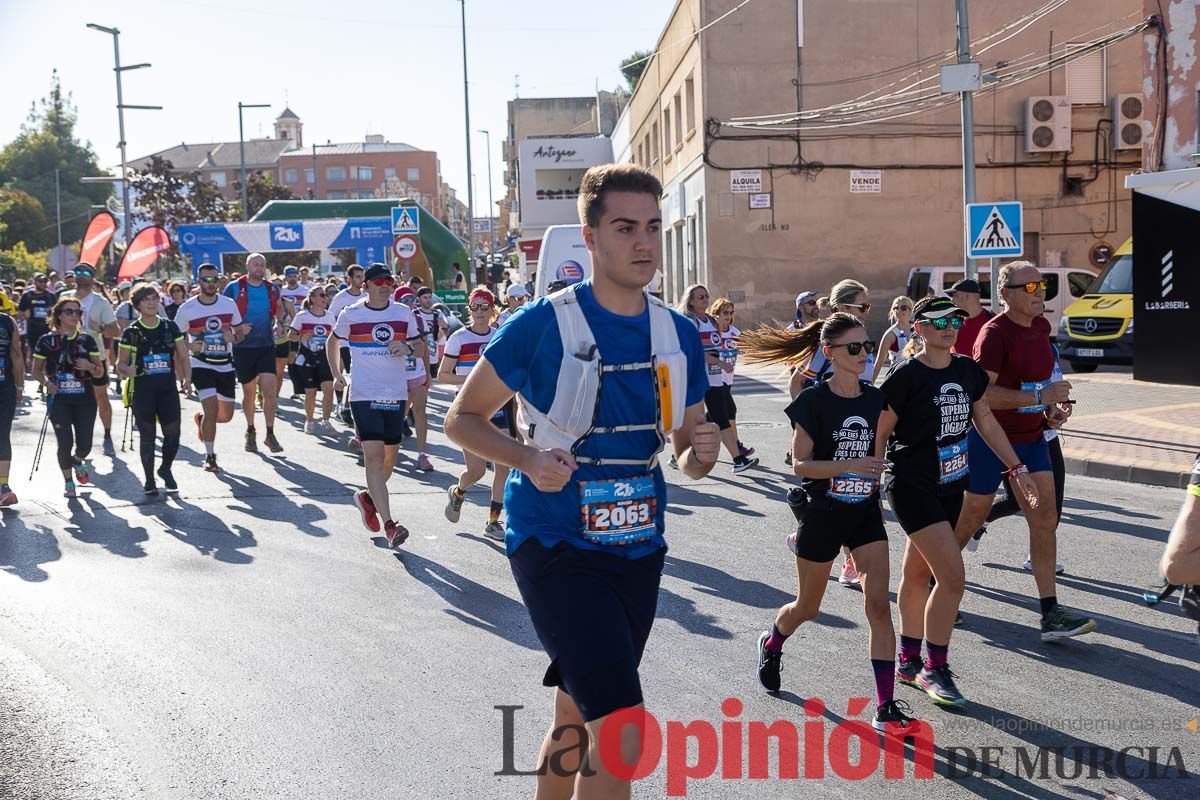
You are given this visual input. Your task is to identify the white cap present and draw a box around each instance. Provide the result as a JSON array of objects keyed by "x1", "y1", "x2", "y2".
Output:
[
  {"x1": 506, "y1": 283, "x2": 528, "y2": 298},
  {"x1": 118, "y1": 280, "x2": 133, "y2": 290}
]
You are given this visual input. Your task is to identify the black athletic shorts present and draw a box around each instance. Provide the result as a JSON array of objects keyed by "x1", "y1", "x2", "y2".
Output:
[
  {"x1": 192, "y1": 367, "x2": 237, "y2": 402},
  {"x1": 233, "y1": 346, "x2": 276, "y2": 385},
  {"x1": 350, "y1": 400, "x2": 408, "y2": 445},
  {"x1": 295, "y1": 357, "x2": 333, "y2": 390},
  {"x1": 794, "y1": 497, "x2": 887, "y2": 563},
  {"x1": 428, "y1": 360, "x2": 439, "y2": 379},
  {"x1": 92, "y1": 363, "x2": 110, "y2": 388},
  {"x1": 509, "y1": 538, "x2": 665, "y2": 723},
  {"x1": 705, "y1": 384, "x2": 737, "y2": 430},
  {"x1": 339, "y1": 346, "x2": 352, "y2": 372},
  {"x1": 275, "y1": 342, "x2": 290, "y2": 360},
  {"x1": 887, "y1": 481, "x2": 964, "y2": 535}
]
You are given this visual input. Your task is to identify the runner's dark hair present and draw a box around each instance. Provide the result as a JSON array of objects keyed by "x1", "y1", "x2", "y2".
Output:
[
  {"x1": 739, "y1": 312, "x2": 863, "y2": 369},
  {"x1": 577, "y1": 163, "x2": 663, "y2": 228}
]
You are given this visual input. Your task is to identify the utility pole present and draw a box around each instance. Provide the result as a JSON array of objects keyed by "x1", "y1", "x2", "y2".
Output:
[
  {"x1": 238, "y1": 102, "x2": 270, "y2": 221},
  {"x1": 459, "y1": 0, "x2": 476, "y2": 280},
  {"x1": 55, "y1": 169, "x2": 62, "y2": 247},
  {"x1": 478, "y1": 129, "x2": 495, "y2": 254},
  {"x1": 87, "y1": 24, "x2": 159, "y2": 247},
  {"x1": 955, "y1": 0, "x2": 978, "y2": 279}
]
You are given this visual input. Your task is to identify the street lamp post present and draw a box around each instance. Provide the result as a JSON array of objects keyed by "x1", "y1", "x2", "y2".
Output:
[
  {"x1": 477, "y1": 129, "x2": 495, "y2": 254},
  {"x1": 238, "y1": 102, "x2": 270, "y2": 221},
  {"x1": 458, "y1": 0, "x2": 476, "y2": 279},
  {"x1": 87, "y1": 23, "x2": 160, "y2": 247}
]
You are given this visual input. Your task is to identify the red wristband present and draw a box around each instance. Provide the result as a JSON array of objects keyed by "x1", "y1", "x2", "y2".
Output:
[{"x1": 1005, "y1": 463, "x2": 1028, "y2": 478}]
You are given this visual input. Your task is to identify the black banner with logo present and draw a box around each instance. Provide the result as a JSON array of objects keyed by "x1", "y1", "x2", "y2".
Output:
[{"x1": 1132, "y1": 192, "x2": 1198, "y2": 385}]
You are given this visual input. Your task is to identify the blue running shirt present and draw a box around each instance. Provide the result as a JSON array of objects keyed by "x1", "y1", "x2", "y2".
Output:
[
  {"x1": 223, "y1": 281, "x2": 274, "y2": 348},
  {"x1": 484, "y1": 282, "x2": 708, "y2": 559}
]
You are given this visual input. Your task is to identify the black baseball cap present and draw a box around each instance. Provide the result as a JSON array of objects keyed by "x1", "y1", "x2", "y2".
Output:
[
  {"x1": 949, "y1": 278, "x2": 981, "y2": 294},
  {"x1": 416, "y1": 286, "x2": 432, "y2": 297},
  {"x1": 364, "y1": 263, "x2": 392, "y2": 282},
  {"x1": 913, "y1": 295, "x2": 969, "y2": 321},
  {"x1": 34, "y1": 273, "x2": 47, "y2": 281}
]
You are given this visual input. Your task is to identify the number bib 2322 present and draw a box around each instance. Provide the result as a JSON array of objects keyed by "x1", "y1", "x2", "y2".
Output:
[
  {"x1": 579, "y1": 475, "x2": 657, "y2": 546},
  {"x1": 143, "y1": 353, "x2": 172, "y2": 375},
  {"x1": 938, "y1": 440, "x2": 969, "y2": 484},
  {"x1": 829, "y1": 473, "x2": 877, "y2": 504}
]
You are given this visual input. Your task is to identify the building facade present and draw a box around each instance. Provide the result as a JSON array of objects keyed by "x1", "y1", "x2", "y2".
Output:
[{"x1": 616, "y1": 0, "x2": 1146, "y2": 324}]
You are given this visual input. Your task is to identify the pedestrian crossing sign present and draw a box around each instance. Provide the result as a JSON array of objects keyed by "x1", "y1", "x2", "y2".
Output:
[
  {"x1": 391, "y1": 206, "x2": 420, "y2": 235},
  {"x1": 967, "y1": 201, "x2": 1023, "y2": 258}
]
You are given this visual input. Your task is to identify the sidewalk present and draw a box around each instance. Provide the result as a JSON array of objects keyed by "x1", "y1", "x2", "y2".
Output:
[
  {"x1": 735, "y1": 365, "x2": 1198, "y2": 488},
  {"x1": 1057, "y1": 372, "x2": 1198, "y2": 488}
]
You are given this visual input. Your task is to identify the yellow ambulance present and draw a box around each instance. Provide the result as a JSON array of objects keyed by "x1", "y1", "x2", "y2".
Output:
[{"x1": 1058, "y1": 237, "x2": 1133, "y2": 373}]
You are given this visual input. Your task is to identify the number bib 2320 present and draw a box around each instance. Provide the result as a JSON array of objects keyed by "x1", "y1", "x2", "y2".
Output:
[
  {"x1": 938, "y1": 440, "x2": 969, "y2": 484},
  {"x1": 579, "y1": 475, "x2": 657, "y2": 546}
]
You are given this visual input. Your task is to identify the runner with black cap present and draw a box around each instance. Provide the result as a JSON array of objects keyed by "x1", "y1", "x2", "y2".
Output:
[
  {"x1": 327, "y1": 263, "x2": 424, "y2": 548},
  {"x1": 444, "y1": 163, "x2": 718, "y2": 797},
  {"x1": 948, "y1": 278, "x2": 991, "y2": 357},
  {"x1": 176, "y1": 263, "x2": 245, "y2": 473},
  {"x1": 876, "y1": 295, "x2": 1038, "y2": 708},
  {"x1": 18, "y1": 274, "x2": 58, "y2": 386},
  {"x1": 61, "y1": 262, "x2": 119, "y2": 457}
]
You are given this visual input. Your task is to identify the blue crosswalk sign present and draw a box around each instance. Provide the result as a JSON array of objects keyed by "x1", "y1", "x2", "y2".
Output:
[
  {"x1": 391, "y1": 206, "x2": 420, "y2": 235},
  {"x1": 967, "y1": 201, "x2": 1023, "y2": 258}
]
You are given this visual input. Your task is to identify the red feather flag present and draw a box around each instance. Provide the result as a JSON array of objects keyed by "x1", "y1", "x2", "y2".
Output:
[
  {"x1": 78, "y1": 211, "x2": 117, "y2": 267},
  {"x1": 117, "y1": 226, "x2": 172, "y2": 279}
]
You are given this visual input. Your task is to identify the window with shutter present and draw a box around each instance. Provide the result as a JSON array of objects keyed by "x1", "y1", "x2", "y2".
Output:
[{"x1": 1066, "y1": 45, "x2": 1106, "y2": 105}]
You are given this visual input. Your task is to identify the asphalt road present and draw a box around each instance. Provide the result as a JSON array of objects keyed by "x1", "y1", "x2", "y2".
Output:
[{"x1": 1, "y1": 372, "x2": 1196, "y2": 800}]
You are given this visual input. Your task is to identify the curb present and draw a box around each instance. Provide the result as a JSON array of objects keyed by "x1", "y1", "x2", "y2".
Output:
[{"x1": 1062, "y1": 456, "x2": 1191, "y2": 489}]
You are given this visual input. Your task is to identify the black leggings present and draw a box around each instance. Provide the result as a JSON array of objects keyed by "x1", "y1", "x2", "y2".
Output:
[
  {"x1": 0, "y1": 384, "x2": 15, "y2": 461},
  {"x1": 132, "y1": 378, "x2": 182, "y2": 480},
  {"x1": 989, "y1": 436, "x2": 1066, "y2": 523},
  {"x1": 50, "y1": 396, "x2": 97, "y2": 471}
]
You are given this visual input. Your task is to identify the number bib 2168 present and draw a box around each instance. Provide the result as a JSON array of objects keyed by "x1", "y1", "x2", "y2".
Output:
[
  {"x1": 579, "y1": 475, "x2": 657, "y2": 546},
  {"x1": 938, "y1": 440, "x2": 969, "y2": 484}
]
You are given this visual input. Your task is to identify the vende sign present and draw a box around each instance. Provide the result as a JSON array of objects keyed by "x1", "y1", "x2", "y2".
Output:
[
  {"x1": 730, "y1": 169, "x2": 762, "y2": 194},
  {"x1": 850, "y1": 170, "x2": 882, "y2": 193}
]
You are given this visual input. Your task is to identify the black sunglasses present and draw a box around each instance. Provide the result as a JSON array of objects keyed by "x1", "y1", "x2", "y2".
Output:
[{"x1": 829, "y1": 340, "x2": 877, "y2": 355}]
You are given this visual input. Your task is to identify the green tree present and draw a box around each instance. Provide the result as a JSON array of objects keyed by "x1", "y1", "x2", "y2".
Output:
[
  {"x1": 620, "y1": 50, "x2": 652, "y2": 92},
  {"x1": 0, "y1": 71, "x2": 111, "y2": 245},
  {"x1": 0, "y1": 189, "x2": 51, "y2": 250},
  {"x1": 128, "y1": 155, "x2": 191, "y2": 231}
]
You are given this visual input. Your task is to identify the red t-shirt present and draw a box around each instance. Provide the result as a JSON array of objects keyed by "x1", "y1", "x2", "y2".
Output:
[
  {"x1": 953, "y1": 310, "x2": 992, "y2": 356},
  {"x1": 973, "y1": 313, "x2": 1054, "y2": 444}
]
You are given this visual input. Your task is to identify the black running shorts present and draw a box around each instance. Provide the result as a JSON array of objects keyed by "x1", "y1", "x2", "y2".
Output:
[
  {"x1": 794, "y1": 498, "x2": 887, "y2": 563},
  {"x1": 704, "y1": 384, "x2": 737, "y2": 430},
  {"x1": 887, "y1": 482, "x2": 965, "y2": 536},
  {"x1": 509, "y1": 538, "x2": 664, "y2": 723},
  {"x1": 233, "y1": 346, "x2": 276, "y2": 385},
  {"x1": 192, "y1": 368, "x2": 237, "y2": 402},
  {"x1": 350, "y1": 400, "x2": 407, "y2": 445}
]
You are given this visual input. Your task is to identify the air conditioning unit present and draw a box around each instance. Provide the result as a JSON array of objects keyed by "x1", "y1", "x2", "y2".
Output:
[
  {"x1": 1025, "y1": 96, "x2": 1072, "y2": 153},
  {"x1": 1112, "y1": 93, "x2": 1144, "y2": 150}
]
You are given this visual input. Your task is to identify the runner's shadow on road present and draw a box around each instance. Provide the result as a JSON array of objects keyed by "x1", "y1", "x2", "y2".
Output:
[
  {"x1": 982, "y1": 563, "x2": 1172, "y2": 611},
  {"x1": 0, "y1": 513, "x2": 61, "y2": 582},
  {"x1": 1062, "y1": 497, "x2": 1159, "y2": 521},
  {"x1": 665, "y1": 482, "x2": 765, "y2": 518},
  {"x1": 1057, "y1": 512, "x2": 1168, "y2": 544},
  {"x1": 65, "y1": 496, "x2": 150, "y2": 560},
  {"x1": 147, "y1": 497, "x2": 257, "y2": 565},
  {"x1": 656, "y1": 587, "x2": 732, "y2": 639},
  {"x1": 455, "y1": 532, "x2": 506, "y2": 555},
  {"x1": 214, "y1": 470, "x2": 335, "y2": 538},
  {"x1": 663, "y1": 554, "x2": 794, "y2": 609},
  {"x1": 394, "y1": 550, "x2": 541, "y2": 650},
  {"x1": 964, "y1": 582, "x2": 1197, "y2": 704}
]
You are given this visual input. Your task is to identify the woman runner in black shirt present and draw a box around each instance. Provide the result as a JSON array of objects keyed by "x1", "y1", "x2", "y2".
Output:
[
  {"x1": 117, "y1": 285, "x2": 191, "y2": 495},
  {"x1": 876, "y1": 296, "x2": 1038, "y2": 708},
  {"x1": 31, "y1": 297, "x2": 105, "y2": 497},
  {"x1": 740, "y1": 312, "x2": 917, "y2": 732}
]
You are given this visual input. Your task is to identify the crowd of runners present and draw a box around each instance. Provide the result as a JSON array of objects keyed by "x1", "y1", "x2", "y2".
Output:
[{"x1": 2, "y1": 162, "x2": 1197, "y2": 799}]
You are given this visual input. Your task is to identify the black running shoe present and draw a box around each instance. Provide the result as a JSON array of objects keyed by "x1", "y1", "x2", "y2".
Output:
[
  {"x1": 1144, "y1": 580, "x2": 1178, "y2": 606},
  {"x1": 157, "y1": 466, "x2": 178, "y2": 493},
  {"x1": 1040, "y1": 606, "x2": 1097, "y2": 642},
  {"x1": 244, "y1": 428, "x2": 257, "y2": 453},
  {"x1": 873, "y1": 699, "x2": 919, "y2": 732},
  {"x1": 917, "y1": 664, "x2": 965, "y2": 706},
  {"x1": 143, "y1": 480, "x2": 158, "y2": 497},
  {"x1": 204, "y1": 454, "x2": 220, "y2": 473},
  {"x1": 895, "y1": 655, "x2": 922, "y2": 687},
  {"x1": 756, "y1": 631, "x2": 782, "y2": 692}
]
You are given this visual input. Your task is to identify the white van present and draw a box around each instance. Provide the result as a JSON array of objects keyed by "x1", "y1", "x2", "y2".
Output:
[
  {"x1": 534, "y1": 225, "x2": 592, "y2": 298},
  {"x1": 533, "y1": 224, "x2": 664, "y2": 298},
  {"x1": 906, "y1": 265, "x2": 1099, "y2": 341}
]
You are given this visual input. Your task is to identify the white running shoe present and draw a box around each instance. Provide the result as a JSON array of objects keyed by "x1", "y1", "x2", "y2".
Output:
[{"x1": 1023, "y1": 557, "x2": 1065, "y2": 575}]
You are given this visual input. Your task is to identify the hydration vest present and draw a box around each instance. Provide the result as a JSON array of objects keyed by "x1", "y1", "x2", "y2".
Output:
[
  {"x1": 233, "y1": 276, "x2": 280, "y2": 320},
  {"x1": 517, "y1": 285, "x2": 689, "y2": 469}
]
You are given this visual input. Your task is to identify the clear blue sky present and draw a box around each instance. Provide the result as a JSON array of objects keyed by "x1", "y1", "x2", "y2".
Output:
[{"x1": 0, "y1": 0, "x2": 672, "y2": 216}]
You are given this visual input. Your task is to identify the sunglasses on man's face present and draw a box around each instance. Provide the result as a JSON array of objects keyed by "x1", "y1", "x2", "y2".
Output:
[
  {"x1": 920, "y1": 315, "x2": 965, "y2": 330},
  {"x1": 829, "y1": 340, "x2": 877, "y2": 356},
  {"x1": 370, "y1": 276, "x2": 396, "y2": 287},
  {"x1": 1005, "y1": 280, "x2": 1048, "y2": 294},
  {"x1": 469, "y1": 303, "x2": 493, "y2": 312},
  {"x1": 199, "y1": 276, "x2": 220, "y2": 284}
]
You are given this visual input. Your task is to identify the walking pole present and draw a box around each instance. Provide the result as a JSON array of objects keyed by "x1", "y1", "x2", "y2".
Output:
[
  {"x1": 29, "y1": 396, "x2": 53, "y2": 480},
  {"x1": 121, "y1": 375, "x2": 135, "y2": 452}
]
